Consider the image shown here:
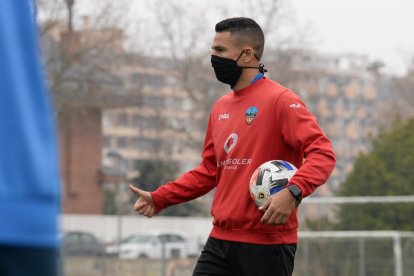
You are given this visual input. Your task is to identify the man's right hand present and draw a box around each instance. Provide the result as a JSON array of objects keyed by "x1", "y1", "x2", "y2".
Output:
[{"x1": 129, "y1": 184, "x2": 156, "y2": 218}]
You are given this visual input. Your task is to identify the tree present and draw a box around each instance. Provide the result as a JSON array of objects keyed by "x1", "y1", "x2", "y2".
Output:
[
  {"x1": 130, "y1": 160, "x2": 209, "y2": 217},
  {"x1": 334, "y1": 117, "x2": 414, "y2": 230},
  {"x1": 299, "y1": 119, "x2": 414, "y2": 276},
  {"x1": 393, "y1": 56, "x2": 414, "y2": 119},
  {"x1": 39, "y1": 0, "x2": 140, "y2": 113}
]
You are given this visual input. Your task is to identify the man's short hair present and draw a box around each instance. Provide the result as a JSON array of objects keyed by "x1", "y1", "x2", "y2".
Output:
[{"x1": 215, "y1": 17, "x2": 265, "y2": 60}]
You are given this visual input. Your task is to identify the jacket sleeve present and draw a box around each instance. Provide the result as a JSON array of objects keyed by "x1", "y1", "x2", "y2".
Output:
[
  {"x1": 151, "y1": 115, "x2": 217, "y2": 213},
  {"x1": 276, "y1": 91, "x2": 336, "y2": 198}
]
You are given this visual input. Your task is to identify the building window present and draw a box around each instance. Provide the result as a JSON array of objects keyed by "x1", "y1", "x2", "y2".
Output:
[
  {"x1": 145, "y1": 95, "x2": 164, "y2": 109},
  {"x1": 117, "y1": 113, "x2": 128, "y2": 126},
  {"x1": 102, "y1": 113, "x2": 114, "y2": 127},
  {"x1": 117, "y1": 137, "x2": 128, "y2": 148},
  {"x1": 182, "y1": 98, "x2": 193, "y2": 111},
  {"x1": 103, "y1": 136, "x2": 112, "y2": 147}
]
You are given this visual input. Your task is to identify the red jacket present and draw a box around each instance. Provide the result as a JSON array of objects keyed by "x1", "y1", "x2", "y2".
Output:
[{"x1": 152, "y1": 78, "x2": 336, "y2": 244}]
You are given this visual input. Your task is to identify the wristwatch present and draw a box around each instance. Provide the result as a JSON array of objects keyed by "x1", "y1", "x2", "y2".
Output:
[{"x1": 287, "y1": 184, "x2": 302, "y2": 207}]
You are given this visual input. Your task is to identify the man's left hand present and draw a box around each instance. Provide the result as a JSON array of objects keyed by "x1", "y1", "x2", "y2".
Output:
[{"x1": 259, "y1": 188, "x2": 296, "y2": 225}]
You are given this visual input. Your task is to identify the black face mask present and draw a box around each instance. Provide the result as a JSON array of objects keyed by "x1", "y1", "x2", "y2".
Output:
[{"x1": 211, "y1": 50, "x2": 267, "y2": 89}]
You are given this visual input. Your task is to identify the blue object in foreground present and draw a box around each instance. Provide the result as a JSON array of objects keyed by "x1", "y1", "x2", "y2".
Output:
[{"x1": 0, "y1": 0, "x2": 61, "y2": 247}]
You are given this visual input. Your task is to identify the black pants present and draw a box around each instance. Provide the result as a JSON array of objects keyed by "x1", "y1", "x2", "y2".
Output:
[
  {"x1": 0, "y1": 245, "x2": 58, "y2": 276},
  {"x1": 193, "y1": 237, "x2": 296, "y2": 276}
]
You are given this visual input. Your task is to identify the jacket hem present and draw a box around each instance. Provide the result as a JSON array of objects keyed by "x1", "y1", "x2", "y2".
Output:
[{"x1": 210, "y1": 225, "x2": 298, "y2": 244}]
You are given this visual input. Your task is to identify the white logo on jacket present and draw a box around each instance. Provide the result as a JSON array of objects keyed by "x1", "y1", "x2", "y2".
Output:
[
  {"x1": 218, "y1": 114, "x2": 230, "y2": 120},
  {"x1": 223, "y1": 133, "x2": 238, "y2": 153},
  {"x1": 217, "y1": 158, "x2": 252, "y2": 169},
  {"x1": 289, "y1": 103, "x2": 301, "y2": 108}
]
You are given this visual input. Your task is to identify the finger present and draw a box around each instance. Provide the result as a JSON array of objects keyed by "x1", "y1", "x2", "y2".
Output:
[
  {"x1": 148, "y1": 207, "x2": 156, "y2": 218},
  {"x1": 129, "y1": 184, "x2": 143, "y2": 196},
  {"x1": 267, "y1": 212, "x2": 279, "y2": 225},
  {"x1": 134, "y1": 200, "x2": 148, "y2": 211},
  {"x1": 277, "y1": 215, "x2": 289, "y2": 224},
  {"x1": 139, "y1": 205, "x2": 150, "y2": 215},
  {"x1": 147, "y1": 211, "x2": 155, "y2": 218},
  {"x1": 143, "y1": 205, "x2": 154, "y2": 217},
  {"x1": 258, "y1": 198, "x2": 271, "y2": 212},
  {"x1": 261, "y1": 207, "x2": 274, "y2": 223},
  {"x1": 129, "y1": 184, "x2": 153, "y2": 203}
]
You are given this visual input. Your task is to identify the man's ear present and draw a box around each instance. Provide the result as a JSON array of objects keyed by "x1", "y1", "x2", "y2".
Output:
[{"x1": 242, "y1": 48, "x2": 255, "y2": 63}]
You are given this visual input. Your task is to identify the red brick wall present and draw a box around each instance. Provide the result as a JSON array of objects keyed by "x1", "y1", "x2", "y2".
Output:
[{"x1": 59, "y1": 108, "x2": 103, "y2": 214}]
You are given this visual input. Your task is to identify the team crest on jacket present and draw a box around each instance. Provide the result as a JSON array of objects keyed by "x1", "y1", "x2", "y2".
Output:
[{"x1": 245, "y1": 106, "x2": 258, "y2": 125}]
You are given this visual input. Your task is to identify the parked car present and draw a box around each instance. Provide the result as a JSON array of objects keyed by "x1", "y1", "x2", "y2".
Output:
[
  {"x1": 105, "y1": 230, "x2": 199, "y2": 260},
  {"x1": 61, "y1": 231, "x2": 105, "y2": 256}
]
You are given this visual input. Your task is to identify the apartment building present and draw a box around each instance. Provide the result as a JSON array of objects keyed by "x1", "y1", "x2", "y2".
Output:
[
  {"x1": 275, "y1": 51, "x2": 391, "y2": 194},
  {"x1": 102, "y1": 55, "x2": 205, "y2": 179}
]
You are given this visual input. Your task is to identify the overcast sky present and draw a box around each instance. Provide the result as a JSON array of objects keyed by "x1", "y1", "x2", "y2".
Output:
[{"x1": 291, "y1": 0, "x2": 413, "y2": 75}]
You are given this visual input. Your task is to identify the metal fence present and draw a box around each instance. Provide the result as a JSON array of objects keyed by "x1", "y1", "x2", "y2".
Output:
[
  {"x1": 61, "y1": 196, "x2": 414, "y2": 276},
  {"x1": 295, "y1": 231, "x2": 414, "y2": 276},
  {"x1": 61, "y1": 231, "x2": 414, "y2": 276}
]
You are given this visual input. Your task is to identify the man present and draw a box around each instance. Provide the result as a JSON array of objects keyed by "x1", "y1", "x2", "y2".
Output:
[
  {"x1": 130, "y1": 17, "x2": 336, "y2": 275},
  {"x1": 0, "y1": 1, "x2": 61, "y2": 275}
]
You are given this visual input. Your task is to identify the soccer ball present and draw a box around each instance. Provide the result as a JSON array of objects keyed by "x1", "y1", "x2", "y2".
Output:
[{"x1": 249, "y1": 160, "x2": 297, "y2": 207}]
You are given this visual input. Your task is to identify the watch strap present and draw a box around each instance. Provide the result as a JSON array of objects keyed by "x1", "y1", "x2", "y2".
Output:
[{"x1": 287, "y1": 184, "x2": 302, "y2": 207}]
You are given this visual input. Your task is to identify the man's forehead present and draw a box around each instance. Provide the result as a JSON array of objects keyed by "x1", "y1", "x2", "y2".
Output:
[{"x1": 212, "y1": 31, "x2": 238, "y2": 48}]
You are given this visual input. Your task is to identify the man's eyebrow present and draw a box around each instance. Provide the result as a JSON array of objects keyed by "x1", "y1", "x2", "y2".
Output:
[{"x1": 212, "y1": 45, "x2": 226, "y2": 50}]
